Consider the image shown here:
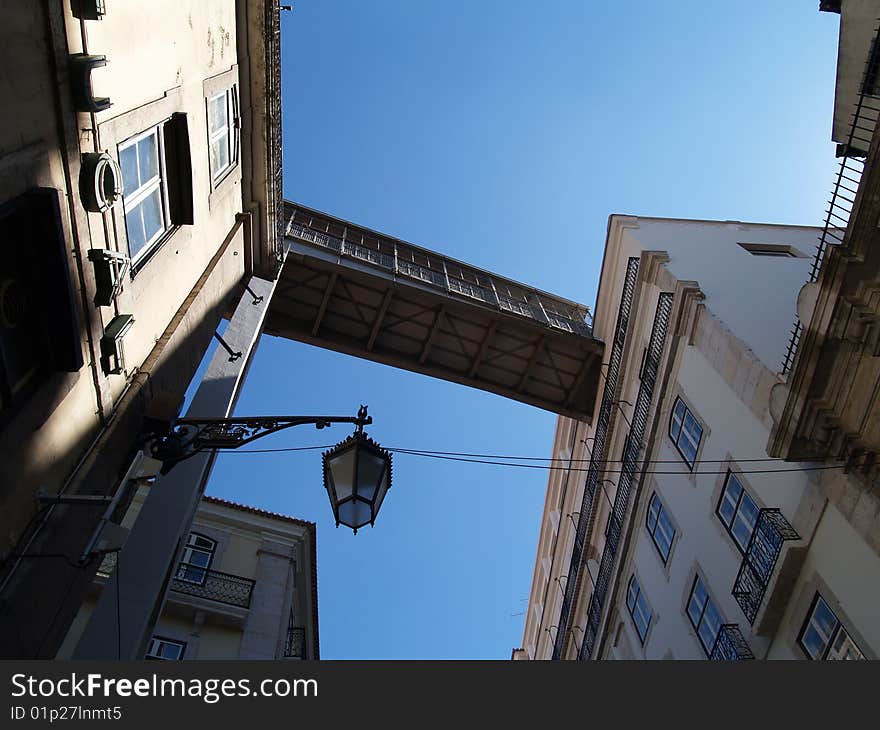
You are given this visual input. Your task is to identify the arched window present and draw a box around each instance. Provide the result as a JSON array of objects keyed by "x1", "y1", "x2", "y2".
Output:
[{"x1": 175, "y1": 532, "x2": 216, "y2": 585}]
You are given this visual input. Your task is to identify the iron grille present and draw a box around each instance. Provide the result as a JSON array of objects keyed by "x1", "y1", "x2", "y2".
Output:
[
  {"x1": 95, "y1": 553, "x2": 255, "y2": 610},
  {"x1": 284, "y1": 626, "x2": 306, "y2": 659},
  {"x1": 170, "y1": 563, "x2": 255, "y2": 609},
  {"x1": 579, "y1": 292, "x2": 673, "y2": 660},
  {"x1": 552, "y1": 257, "x2": 640, "y2": 660},
  {"x1": 781, "y1": 22, "x2": 880, "y2": 373},
  {"x1": 709, "y1": 624, "x2": 755, "y2": 661},
  {"x1": 732, "y1": 509, "x2": 800, "y2": 625}
]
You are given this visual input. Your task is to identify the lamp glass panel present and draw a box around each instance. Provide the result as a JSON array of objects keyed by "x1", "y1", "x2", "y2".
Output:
[
  {"x1": 328, "y1": 446, "x2": 356, "y2": 500},
  {"x1": 338, "y1": 499, "x2": 372, "y2": 528},
  {"x1": 355, "y1": 449, "x2": 387, "y2": 502},
  {"x1": 373, "y1": 470, "x2": 390, "y2": 514}
]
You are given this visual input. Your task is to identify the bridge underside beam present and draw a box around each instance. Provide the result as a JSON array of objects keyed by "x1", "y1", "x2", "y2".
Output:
[{"x1": 266, "y1": 251, "x2": 604, "y2": 421}]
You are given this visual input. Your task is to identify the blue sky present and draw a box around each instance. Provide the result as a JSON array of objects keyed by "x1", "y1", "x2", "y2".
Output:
[{"x1": 203, "y1": 2, "x2": 841, "y2": 658}]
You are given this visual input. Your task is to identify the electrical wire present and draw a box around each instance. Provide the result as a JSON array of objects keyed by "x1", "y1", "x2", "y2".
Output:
[
  {"x1": 214, "y1": 443, "x2": 850, "y2": 475},
  {"x1": 219, "y1": 443, "x2": 824, "y2": 465},
  {"x1": 383, "y1": 450, "x2": 851, "y2": 475}
]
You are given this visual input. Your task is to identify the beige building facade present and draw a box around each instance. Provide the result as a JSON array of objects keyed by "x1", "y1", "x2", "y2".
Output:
[
  {"x1": 60, "y1": 492, "x2": 318, "y2": 660},
  {"x1": 518, "y1": 216, "x2": 880, "y2": 661},
  {"x1": 0, "y1": 0, "x2": 283, "y2": 657}
]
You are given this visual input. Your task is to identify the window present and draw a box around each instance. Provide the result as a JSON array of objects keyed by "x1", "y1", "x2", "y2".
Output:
[
  {"x1": 117, "y1": 114, "x2": 192, "y2": 268},
  {"x1": 669, "y1": 397, "x2": 703, "y2": 468},
  {"x1": 716, "y1": 471, "x2": 759, "y2": 553},
  {"x1": 145, "y1": 636, "x2": 185, "y2": 660},
  {"x1": 208, "y1": 87, "x2": 238, "y2": 184},
  {"x1": 625, "y1": 575, "x2": 652, "y2": 644},
  {"x1": 798, "y1": 593, "x2": 865, "y2": 660},
  {"x1": 119, "y1": 126, "x2": 170, "y2": 262},
  {"x1": 175, "y1": 532, "x2": 216, "y2": 585},
  {"x1": 646, "y1": 493, "x2": 676, "y2": 563},
  {"x1": 0, "y1": 189, "x2": 82, "y2": 424},
  {"x1": 737, "y1": 242, "x2": 804, "y2": 257},
  {"x1": 686, "y1": 575, "x2": 724, "y2": 656}
]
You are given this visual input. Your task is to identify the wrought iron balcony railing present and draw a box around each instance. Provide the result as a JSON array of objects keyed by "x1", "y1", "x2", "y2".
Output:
[
  {"x1": 170, "y1": 563, "x2": 255, "y2": 609},
  {"x1": 97, "y1": 554, "x2": 255, "y2": 610},
  {"x1": 732, "y1": 509, "x2": 800, "y2": 625},
  {"x1": 709, "y1": 624, "x2": 755, "y2": 661},
  {"x1": 283, "y1": 626, "x2": 306, "y2": 659},
  {"x1": 286, "y1": 221, "x2": 593, "y2": 337}
]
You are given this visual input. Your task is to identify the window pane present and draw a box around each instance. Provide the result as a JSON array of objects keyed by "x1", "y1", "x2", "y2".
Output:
[
  {"x1": 140, "y1": 187, "x2": 164, "y2": 243},
  {"x1": 679, "y1": 436, "x2": 697, "y2": 465},
  {"x1": 627, "y1": 578, "x2": 639, "y2": 612},
  {"x1": 655, "y1": 515, "x2": 674, "y2": 559},
  {"x1": 647, "y1": 495, "x2": 660, "y2": 532},
  {"x1": 683, "y1": 412, "x2": 702, "y2": 444},
  {"x1": 699, "y1": 599, "x2": 722, "y2": 652},
  {"x1": 160, "y1": 642, "x2": 183, "y2": 660},
  {"x1": 828, "y1": 626, "x2": 865, "y2": 660},
  {"x1": 210, "y1": 93, "x2": 228, "y2": 135},
  {"x1": 188, "y1": 550, "x2": 211, "y2": 568},
  {"x1": 739, "y1": 492, "x2": 759, "y2": 531},
  {"x1": 732, "y1": 515, "x2": 754, "y2": 552},
  {"x1": 718, "y1": 474, "x2": 742, "y2": 527},
  {"x1": 801, "y1": 624, "x2": 827, "y2": 660},
  {"x1": 669, "y1": 400, "x2": 684, "y2": 441},
  {"x1": 124, "y1": 203, "x2": 146, "y2": 258},
  {"x1": 119, "y1": 143, "x2": 139, "y2": 192},
  {"x1": 211, "y1": 133, "x2": 230, "y2": 177},
  {"x1": 811, "y1": 598, "x2": 838, "y2": 641},
  {"x1": 687, "y1": 579, "x2": 707, "y2": 627},
  {"x1": 137, "y1": 133, "x2": 159, "y2": 183}
]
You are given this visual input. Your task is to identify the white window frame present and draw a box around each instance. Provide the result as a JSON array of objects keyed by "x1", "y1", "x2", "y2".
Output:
[
  {"x1": 646, "y1": 492, "x2": 676, "y2": 564},
  {"x1": 716, "y1": 470, "x2": 759, "y2": 554},
  {"x1": 625, "y1": 574, "x2": 652, "y2": 645},
  {"x1": 669, "y1": 396, "x2": 703, "y2": 469},
  {"x1": 145, "y1": 636, "x2": 185, "y2": 660},
  {"x1": 798, "y1": 593, "x2": 865, "y2": 660},
  {"x1": 118, "y1": 124, "x2": 172, "y2": 264},
  {"x1": 208, "y1": 87, "x2": 238, "y2": 185},
  {"x1": 686, "y1": 574, "x2": 724, "y2": 657},
  {"x1": 175, "y1": 532, "x2": 216, "y2": 585}
]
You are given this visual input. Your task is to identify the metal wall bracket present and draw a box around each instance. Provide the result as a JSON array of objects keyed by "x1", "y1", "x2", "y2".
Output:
[{"x1": 87, "y1": 248, "x2": 130, "y2": 306}]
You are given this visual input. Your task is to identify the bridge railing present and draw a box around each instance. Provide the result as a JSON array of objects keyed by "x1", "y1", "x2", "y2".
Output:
[{"x1": 287, "y1": 221, "x2": 593, "y2": 337}]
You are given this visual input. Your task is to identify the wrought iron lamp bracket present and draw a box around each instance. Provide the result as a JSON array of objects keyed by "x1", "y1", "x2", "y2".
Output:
[{"x1": 148, "y1": 407, "x2": 372, "y2": 472}]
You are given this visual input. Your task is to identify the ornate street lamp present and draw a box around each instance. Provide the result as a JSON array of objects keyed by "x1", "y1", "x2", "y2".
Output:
[
  {"x1": 322, "y1": 410, "x2": 392, "y2": 534},
  {"x1": 146, "y1": 404, "x2": 392, "y2": 533}
]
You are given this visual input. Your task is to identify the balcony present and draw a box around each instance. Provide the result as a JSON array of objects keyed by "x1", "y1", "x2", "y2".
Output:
[
  {"x1": 170, "y1": 563, "x2": 255, "y2": 609},
  {"x1": 709, "y1": 624, "x2": 755, "y2": 661},
  {"x1": 97, "y1": 554, "x2": 255, "y2": 610},
  {"x1": 283, "y1": 626, "x2": 306, "y2": 659},
  {"x1": 732, "y1": 509, "x2": 800, "y2": 625}
]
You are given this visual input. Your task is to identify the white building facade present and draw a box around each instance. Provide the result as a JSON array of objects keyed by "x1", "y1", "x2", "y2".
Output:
[{"x1": 517, "y1": 216, "x2": 880, "y2": 660}]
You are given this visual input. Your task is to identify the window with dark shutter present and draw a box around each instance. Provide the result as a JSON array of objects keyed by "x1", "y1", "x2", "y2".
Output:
[{"x1": 0, "y1": 189, "x2": 82, "y2": 424}]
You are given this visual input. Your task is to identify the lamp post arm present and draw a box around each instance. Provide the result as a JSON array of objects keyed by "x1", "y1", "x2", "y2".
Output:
[
  {"x1": 148, "y1": 407, "x2": 372, "y2": 471},
  {"x1": 175, "y1": 413, "x2": 372, "y2": 449}
]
